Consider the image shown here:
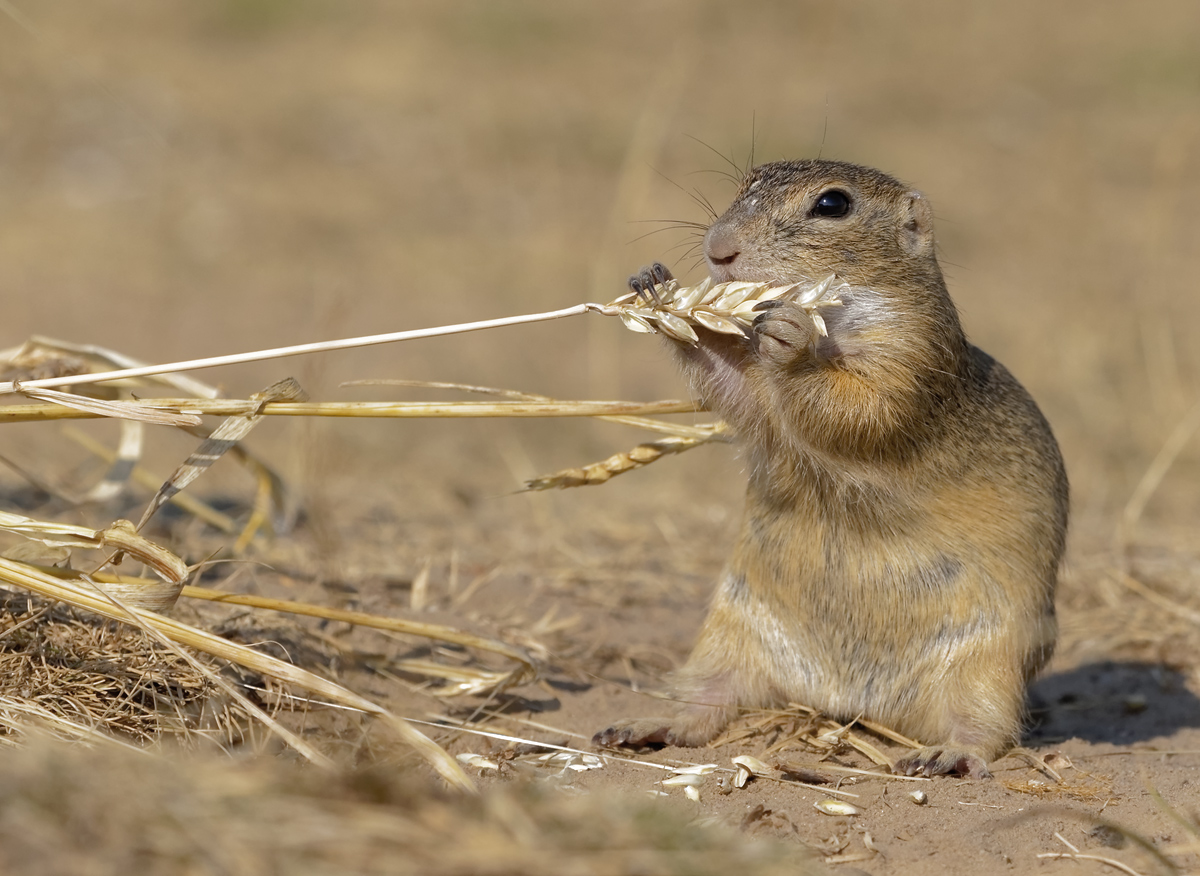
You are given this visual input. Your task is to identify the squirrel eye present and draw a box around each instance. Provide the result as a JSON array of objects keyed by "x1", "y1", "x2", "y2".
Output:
[{"x1": 810, "y1": 189, "x2": 852, "y2": 218}]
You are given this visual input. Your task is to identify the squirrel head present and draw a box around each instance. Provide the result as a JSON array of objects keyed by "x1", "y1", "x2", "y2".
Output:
[{"x1": 705, "y1": 159, "x2": 942, "y2": 294}]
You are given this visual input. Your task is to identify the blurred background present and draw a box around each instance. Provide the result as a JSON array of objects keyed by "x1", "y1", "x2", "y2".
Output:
[{"x1": 1, "y1": 0, "x2": 1198, "y2": 576}]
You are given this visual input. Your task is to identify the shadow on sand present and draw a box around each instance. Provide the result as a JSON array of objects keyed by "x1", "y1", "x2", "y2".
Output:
[{"x1": 1028, "y1": 660, "x2": 1200, "y2": 747}]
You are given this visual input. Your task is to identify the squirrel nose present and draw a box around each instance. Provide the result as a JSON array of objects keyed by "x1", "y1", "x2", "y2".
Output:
[{"x1": 704, "y1": 222, "x2": 741, "y2": 266}]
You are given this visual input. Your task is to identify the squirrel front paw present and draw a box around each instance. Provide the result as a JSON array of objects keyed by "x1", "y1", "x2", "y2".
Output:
[
  {"x1": 751, "y1": 299, "x2": 818, "y2": 369},
  {"x1": 627, "y1": 262, "x2": 675, "y2": 303}
]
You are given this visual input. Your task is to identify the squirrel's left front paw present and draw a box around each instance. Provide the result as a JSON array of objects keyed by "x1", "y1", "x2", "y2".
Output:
[{"x1": 752, "y1": 300, "x2": 817, "y2": 368}]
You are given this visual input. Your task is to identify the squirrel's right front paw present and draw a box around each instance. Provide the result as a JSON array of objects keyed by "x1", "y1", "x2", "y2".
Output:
[
  {"x1": 751, "y1": 300, "x2": 817, "y2": 368},
  {"x1": 627, "y1": 262, "x2": 674, "y2": 303}
]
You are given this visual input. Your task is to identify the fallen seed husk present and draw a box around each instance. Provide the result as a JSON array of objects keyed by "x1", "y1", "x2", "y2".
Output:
[
  {"x1": 456, "y1": 753, "x2": 500, "y2": 771},
  {"x1": 815, "y1": 799, "x2": 861, "y2": 817},
  {"x1": 731, "y1": 754, "x2": 774, "y2": 789},
  {"x1": 731, "y1": 755, "x2": 772, "y2": 776}
]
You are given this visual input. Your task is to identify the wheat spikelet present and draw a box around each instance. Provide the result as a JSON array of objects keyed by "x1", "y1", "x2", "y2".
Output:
[
  {"x1": 523, "y1": 428, "x2": 727, "y2": 491},
  {"x1": 607, "y1": 274, "x2": 844, "y2": 344}
]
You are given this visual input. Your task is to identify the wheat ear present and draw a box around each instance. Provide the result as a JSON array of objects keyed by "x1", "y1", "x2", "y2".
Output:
[{"x1": 607, "y1": 274, "x2": 844, "y2": 344}]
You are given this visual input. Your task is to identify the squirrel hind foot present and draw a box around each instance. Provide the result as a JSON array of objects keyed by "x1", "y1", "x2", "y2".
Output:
[
  {"x1": 592, "y1": 718, "x2": 676, "y2": 750},
  {"x1": 893, "y1": 746, "x2": 993, "y2": 779},
  {"x1": 593, "y1": 703, "x2": 731, "y2": 750}
]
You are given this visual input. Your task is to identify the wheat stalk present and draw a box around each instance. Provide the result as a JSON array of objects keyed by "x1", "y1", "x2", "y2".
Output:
[
  {"x1": 0, "y1": 277, "x2": 842, "y2": 396},
  {"x1": 0, "y1": 309, "x2": 597, "y2": 396}
]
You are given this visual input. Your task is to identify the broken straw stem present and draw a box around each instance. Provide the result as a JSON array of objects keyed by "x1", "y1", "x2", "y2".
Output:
[{"x1": 0, "y1": 303, "x2": 623, "y2": 396}]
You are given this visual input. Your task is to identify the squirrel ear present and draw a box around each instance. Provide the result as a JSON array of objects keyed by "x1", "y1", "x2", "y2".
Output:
[{"x1": 901, "y1": 191, "x2": 935, "y2": 257}]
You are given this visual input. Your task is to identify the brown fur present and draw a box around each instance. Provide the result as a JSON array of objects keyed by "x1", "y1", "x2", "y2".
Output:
[{"x1": 595, "y1": 159, "x2": 1068, "y2": 778}]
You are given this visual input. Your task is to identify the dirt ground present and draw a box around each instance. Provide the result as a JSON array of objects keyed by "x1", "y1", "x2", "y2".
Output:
[{"x1": 1, "y1": 2, "x2": 1200, "y2": 874}]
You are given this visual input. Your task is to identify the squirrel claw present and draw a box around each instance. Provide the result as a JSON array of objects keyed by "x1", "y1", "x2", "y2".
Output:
[{"x1": 627, "y1": 262, "x2": 675, "y2": 303}]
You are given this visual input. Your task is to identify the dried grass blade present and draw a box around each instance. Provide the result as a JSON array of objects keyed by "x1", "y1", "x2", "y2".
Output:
[
  {"x1": 31, "y1": 567, "x2": 540, "y2": 693},
  {"x1": 16, "y1": 386, "x2": 202, "y2": 426},
  {"x1": 345, "y1": 379, "x2": 720, "y2": 439},
  {"x1": 85, "y1": 579, "x2": 336, "y2": 769},
  {"x1": 0, "y1": 558, "x2": 474, "y2": 791},
  {"x1": 1114, "y1": 571, "x2": 1200, "y2": 625},
  {"x1": 182, "y1": 585, "x2": 538, "y2": 689},
  {"x1": 184, "y1": 425, "x2": 295, "y2": 539},
  {"x1": 0, "y1": 694, "x2": 147, "y2": 750},
  {"x1": 63, "y1": 427, "x2": 237, "y2": 534},
  {"x1": 84, "y1": 419, "x2": 144, "y2": 502},
  {"x1": 0, "y1": 510, "x2": 110, "y2": 549},
  {"x1": 409, "y1": 557, "x2": 432, "y2": 612},
  {"x1": 342, "y1": 378, "x2": 537, "y2": 398},
  {"x1": 95, "y1": 520, "x2": 189, "y2": 586},
  {"x1": 854, "y1": 717, "x2": 923, "y2": 749},
  {"x1": 390, "y1": 659, "x2": 516, "y2": 697},
  {"x1": 1117, "y1": 397, "x2": 1200, "y2": 561},
  {"x1": 90, "y1": 420, "x2": 145, "y2": 501},
  {"x1": 0, "y1": 513, "x2": 184, "y2": 608},
  {"x1": 839, "y1": 729, "x2": 892, "y2": 767},
  {"x1": 135, "y1": 378, "x2": 307, "y2": 532},
  {"x1": 0, "y1": 514, "x2": 185, "y2": 584},
  {"x1": 233, "y1": 463, "x2": 276, "y2": 553}
]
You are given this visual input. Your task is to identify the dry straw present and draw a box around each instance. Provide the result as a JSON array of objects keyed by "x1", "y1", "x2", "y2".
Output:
[
  {"x1": 0, "y1": 277, "x2": 840, "y2": 492},
  {"x1": 0, "y1": 559, "x2": 475, "y2": 791},
  {"x1": 0, "y1": 276, "x2": 841, "y2": 789},
  {"x1": 0, "y1": 397, "x2": 700, "y2": 424},
  {"x1": 0, "y1": 594, "x2": 216, "y2": 748}
]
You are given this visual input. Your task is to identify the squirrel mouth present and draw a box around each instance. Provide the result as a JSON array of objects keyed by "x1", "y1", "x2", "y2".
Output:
[
  {"x1": 706, "y1": 263, "x2": 737, "y2": 284},
  {"x1": 707, "y1": 263, "x2": 793, "y2": 287},
  {"x1": 705, "y1": 247, "x2": 796, "y2": 287}
]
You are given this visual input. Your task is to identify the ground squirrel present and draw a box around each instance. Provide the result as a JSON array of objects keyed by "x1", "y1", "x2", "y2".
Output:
[{"x1": 594, "y1": 159, "x2": 1068, "y2": 778}]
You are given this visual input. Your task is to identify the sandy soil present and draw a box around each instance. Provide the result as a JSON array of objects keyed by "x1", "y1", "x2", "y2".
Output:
[{"x1": 1, "y1": 2, "x2": 1199, "y2": 874}]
